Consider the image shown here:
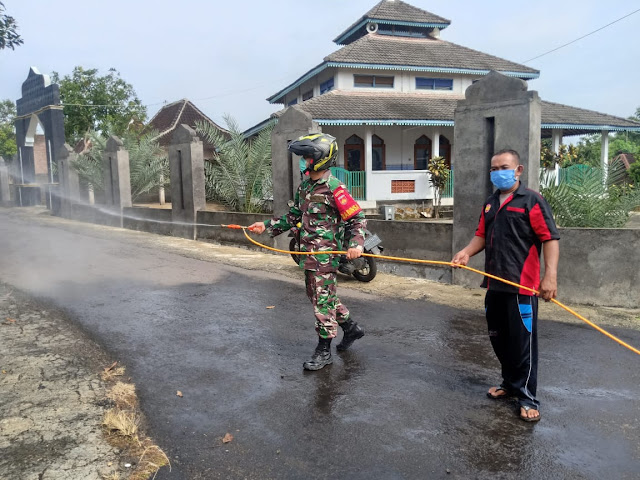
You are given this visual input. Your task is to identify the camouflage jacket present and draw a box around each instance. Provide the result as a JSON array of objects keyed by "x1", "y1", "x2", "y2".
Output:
[{"x1": 265, "y1": 170, "x2": 367, "y2": 273}]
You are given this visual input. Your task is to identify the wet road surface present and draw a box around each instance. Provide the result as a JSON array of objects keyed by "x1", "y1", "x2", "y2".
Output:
[{"x1": 1, "y1": 211, "x2": 639, "y2": 479}]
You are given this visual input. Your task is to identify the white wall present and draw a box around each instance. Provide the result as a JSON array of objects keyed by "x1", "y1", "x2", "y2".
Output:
[{"x1": 322, "y1": 125, "x2": 455, "y2": 201}]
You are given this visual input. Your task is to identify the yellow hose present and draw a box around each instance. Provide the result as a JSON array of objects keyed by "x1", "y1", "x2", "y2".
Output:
[{"x1": 235, "y1": 226, "x2": 640, "y2": 357}]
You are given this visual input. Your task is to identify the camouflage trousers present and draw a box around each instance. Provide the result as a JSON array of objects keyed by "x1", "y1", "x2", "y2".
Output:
[{"x1": 304, "y1": 270, "x2": 350, "y2": 339}]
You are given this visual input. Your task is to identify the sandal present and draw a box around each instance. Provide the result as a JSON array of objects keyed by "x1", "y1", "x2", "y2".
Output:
[
  {"x1": 519, "y1": 405, "x2": 541, "y2": 422},
  {"x1": 486, "y1": 387, "x2": 510, "y2": 400}
]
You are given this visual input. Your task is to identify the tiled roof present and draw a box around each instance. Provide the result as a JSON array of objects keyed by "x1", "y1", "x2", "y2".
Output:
[
  {"x1": 334, "y1": 0, "x2": 451, "y2": 43},
  {"x1": 289, "y1": 90, "x2": 462, "y2": 122},
  {"x1": 325, "y1": 34, "x2": 539, "y2": 76},
  {"x1": 365, "y1": 0, "x2": 450, "y2": 24},
  {"x1": 540, "y1": 101, "x2": 640, "y2": 129},
  {"x1": 270, "y1": 90, "x2": 640, "y2": 133},
  {"x1": 146, "y1": 99, "x2": 229, "y2": 147}
]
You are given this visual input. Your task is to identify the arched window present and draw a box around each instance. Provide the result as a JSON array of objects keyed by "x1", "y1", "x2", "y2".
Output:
[
  {"x1": 440, "y1": 135, "x2": 452, "y2": 168},
  {"x1": 372, "y1": 135, "x2": 386, "y2": 171},
  {"x1": 344, "y1": 135, "x2": 364, "y2": 171},
  {"x1": 414, "y1": 135, "x2": 431, "y2": 170}
]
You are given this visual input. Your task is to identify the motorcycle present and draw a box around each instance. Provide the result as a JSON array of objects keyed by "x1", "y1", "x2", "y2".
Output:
[{"x1": 288, "y1": 224, "x2": 384, "y2": 282}]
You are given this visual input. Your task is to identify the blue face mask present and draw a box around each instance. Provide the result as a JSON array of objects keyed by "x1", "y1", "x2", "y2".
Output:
[
  {"x1": 490, "y1": 169, "x2": 517, "y2": 191},
  {"x1": 299, "y1": 158, "x2": 307, "y2": 173}
]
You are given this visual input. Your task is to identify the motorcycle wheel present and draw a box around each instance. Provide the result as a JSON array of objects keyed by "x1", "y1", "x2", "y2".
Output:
[
  {"x1": 289, "y1": 238, "x2": 302, "y2": 265},
  {"x1": 352, "y1": 256, "x2": 377, "y2": 282}
]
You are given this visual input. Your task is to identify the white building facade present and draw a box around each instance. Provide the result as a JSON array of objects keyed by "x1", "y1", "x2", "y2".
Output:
[{"x1": 248, "y1": 0, "x2": 640, "y2": 207}]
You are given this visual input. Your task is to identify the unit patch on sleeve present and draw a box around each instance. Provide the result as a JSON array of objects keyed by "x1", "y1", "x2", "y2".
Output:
[{"x1": 332, "y1": 186, "x2": 362, "y2": 220}]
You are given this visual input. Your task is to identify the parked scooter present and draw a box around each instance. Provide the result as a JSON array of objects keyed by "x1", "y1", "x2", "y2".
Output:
[{"x1": 288, "y1": 224, "x2": 383, "y2": 282}]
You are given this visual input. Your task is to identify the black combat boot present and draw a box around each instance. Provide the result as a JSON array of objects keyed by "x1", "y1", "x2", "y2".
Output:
[
  {"x1": 303, "y1": 337, "x2": 333, "y2": 371},
  {"x1": 336, "y1": 319, "x2": 365, "y2": 352}
]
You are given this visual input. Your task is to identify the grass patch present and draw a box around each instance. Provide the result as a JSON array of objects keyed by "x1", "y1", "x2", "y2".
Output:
[
  {"x1": 107, "y1": 381, "x2": 137, "y2": 408},
  {"x1": 103, "y1": 408, "x2": 139, "y2": 438},
  {"x1": 100, "y1": 364, "x2": 170, "y2": 479}
]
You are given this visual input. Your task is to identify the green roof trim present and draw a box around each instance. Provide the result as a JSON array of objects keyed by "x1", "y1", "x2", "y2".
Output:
[
  {"x1": 542, "y1": 123, "x2": 640, "y2": 132},
  {"x1": 316, "y1": 119, "x2": 455, "y2": 126}
]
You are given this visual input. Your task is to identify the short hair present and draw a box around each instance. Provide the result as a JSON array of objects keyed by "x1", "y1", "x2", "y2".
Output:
[{"x1": 493, "y1": 149, "x2": 520, "y2": 163}]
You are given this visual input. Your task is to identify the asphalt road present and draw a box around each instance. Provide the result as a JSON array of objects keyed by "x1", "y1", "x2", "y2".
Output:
[{"x1": 1, "y1": 210, "x2": 639, "y2": 480}]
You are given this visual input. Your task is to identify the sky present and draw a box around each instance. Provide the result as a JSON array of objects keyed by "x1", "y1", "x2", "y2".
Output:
[{"x1": 1, "y1": 0, "x2": 639, "y2": 132}]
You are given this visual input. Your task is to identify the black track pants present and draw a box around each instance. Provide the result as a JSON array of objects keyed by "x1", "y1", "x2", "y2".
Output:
[{"x1": 485, "y1": 291, "x2": 539, "y2": 409}]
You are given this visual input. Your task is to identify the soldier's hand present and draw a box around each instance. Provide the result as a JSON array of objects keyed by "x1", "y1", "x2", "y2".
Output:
[
  {"x1": 248, "y1": 222, "x2": 266, "y2": 234},
  {"x1": 346, "y1": 246, "x2": 363, "y2": 260},
  {"x1": 451, "y1": 250, "x2": 469, "y2": 267}
]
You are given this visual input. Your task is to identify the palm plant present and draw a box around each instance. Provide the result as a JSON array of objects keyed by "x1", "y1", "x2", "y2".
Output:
[
  {"x1": 72, "y1": 129, "x2": 168, "y2": 201},
  {"x1": 195, "y1": 115, "x2": 273, "y2": 213},
  {"x1": 126, "y1": 132, "x2": 169, "y2": 201},
  {"x1": 72, "y1": 131, "x2": 106, "y2": 194},
  {"x1": 540, "y1": 158, "x2": 640, "y2": 227}
]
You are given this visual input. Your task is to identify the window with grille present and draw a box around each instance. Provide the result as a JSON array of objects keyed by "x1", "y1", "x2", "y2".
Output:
[
  {"x1": 320, "y1": 77, "x2": 334, "y2": 94},
  {"x1": 354, "y1": 75, "x2": 394, "y2": 88},
  {"x1": 416, "y1": 77, "x2": 453, "y2": 90}
]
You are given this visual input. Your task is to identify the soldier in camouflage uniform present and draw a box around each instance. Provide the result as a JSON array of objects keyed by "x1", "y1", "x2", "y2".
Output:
[{"x1": 249, "y1": 133, "x2": 367, "y2": 371}]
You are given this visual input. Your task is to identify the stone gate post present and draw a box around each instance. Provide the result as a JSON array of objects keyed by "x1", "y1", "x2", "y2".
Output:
[
  {"x1": 103, "y1": 136, "x2": 132, "y2": 227},
  {"x1": 168, "y1": 125, "x2": 206, "y2": 240},
  {"x1": 57, "y1": 144, "x2": 81, "y2": 218},
  {"x1": 452, "y1": 71, "x2": 541, "y2": 287},
  {"x1": 270, "y1": 107, "x2": 321, "y2": 249},
  {"x1": 0, "y1": 158, "x2": 11, "y2": 206}
]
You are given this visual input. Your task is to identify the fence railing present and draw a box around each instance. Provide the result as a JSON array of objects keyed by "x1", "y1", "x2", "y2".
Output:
[
  {"x1": 558, "y1": 165, "x2": 599, "y2": 185},
  {"x1": 330, "y1": 167, "x2": 366, "y2": 200},
  {"x1": 442, "y1": 170, "x2": 454, "y2": 198}
]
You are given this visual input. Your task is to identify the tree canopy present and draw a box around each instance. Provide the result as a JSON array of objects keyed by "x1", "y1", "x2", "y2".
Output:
[
  {"x1": 0, "y1": 2, "x2": 22, "y2": 50},
  {"x1": 51, "y1": 67, "x2": 147, "y2": 145},
  {"x1": 0, "y1": 99, "x2": 17, "y2": 158}
]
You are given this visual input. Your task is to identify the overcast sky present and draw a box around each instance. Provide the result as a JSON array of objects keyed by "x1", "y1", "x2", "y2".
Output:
[{"x1": 1, "y1": 0, "x2": 638, "y2": 131}]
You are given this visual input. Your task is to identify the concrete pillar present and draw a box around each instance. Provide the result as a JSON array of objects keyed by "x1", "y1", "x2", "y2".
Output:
[
  {"x1": 552, "y1": 129, "x2": 563, "y2": 186},
  {"x1": 57, "y1": 144, "x2": 81, "y2": 218},
  {"x1": 431, "y1": 129, "x2": 440, "y2": 159},
  {"x1": 0, "y1": 158, "x2": 10, "y2": 206},
  {"x1": 158, "y1": 180, "x2": 166, "y2": 205},
  {"x1": 601, "y1": 130, "x2": 609, "y2": 183},
  {"x1": 168, "y1": 124, "x2": 206, "y2": 240},
  {"x1": 365, "y1": 127, "x2": 373, "y2": 201},
  {"x1": 271, "y1": 106, "x2": 320, "y2": 249},
  {"x1": 452, "y1": 71, "x2": 541, "y2": 288},
  {"x1": 103, "y1": 136, "x2": 132, "y2": 227}
]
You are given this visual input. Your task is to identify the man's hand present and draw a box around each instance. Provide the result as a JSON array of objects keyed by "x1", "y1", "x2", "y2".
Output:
[
  {"x1": 539, "y1": 240, "x2": 559, "y2": 301},
  {"x1": 451, "y1": 236, "x2": 485, "y2": 267},
  {"x1": 346, "y1": 246, "x2": 363, "y2": 260},
  {"x1": 451, "y1": 250, "x2": 470, "y2": 267},
  {"x1": 538, "y1": 274, "x2": 557, "y2": 301},
  {"x1": 248, "y1": 222, "x2": 266, "y2": 234}
]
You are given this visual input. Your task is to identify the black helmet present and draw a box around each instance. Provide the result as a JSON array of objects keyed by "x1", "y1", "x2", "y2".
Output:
[{"x1": 288, "y1": 133, "x2": 338, "y2": 172}]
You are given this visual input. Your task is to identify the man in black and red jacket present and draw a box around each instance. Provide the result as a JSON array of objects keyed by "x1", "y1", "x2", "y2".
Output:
[{"x1": 452, "y1": 149, "x2": 560, "y2": 422}]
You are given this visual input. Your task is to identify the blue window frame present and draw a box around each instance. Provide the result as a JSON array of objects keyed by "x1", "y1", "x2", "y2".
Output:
[
  {"x1": 320, "y1": 77, "x2": 334, "y2": 94},
  {"x1": 288, "y1": 98, "x2": 298, "y2": 106},
  {"x1": 416, "y1": 77, "x2": 453, "y2": 90},
  {"x1": 354, "y1": 75, "x2": 394, "y2": 88}
]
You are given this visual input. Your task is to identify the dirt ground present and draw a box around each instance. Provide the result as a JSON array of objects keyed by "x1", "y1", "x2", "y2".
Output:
[
  {"x1": 1, "y1": 206, "x2": 639, "y2": 479},
  {"x1": 0, "y1": 284, "x2": 123, "y2": 480}
]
